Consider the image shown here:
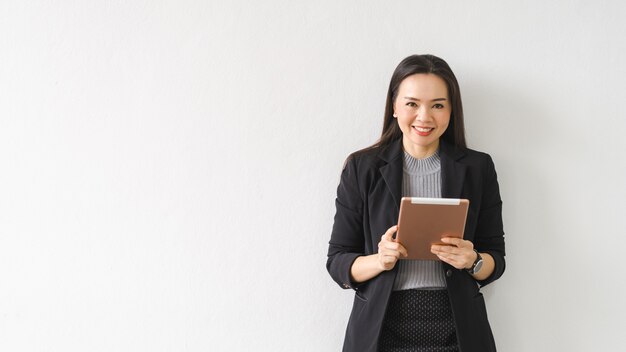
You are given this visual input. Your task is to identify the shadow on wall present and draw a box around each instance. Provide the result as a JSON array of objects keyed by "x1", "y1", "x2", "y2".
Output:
[{"x1": 462, "y1": 70, "x2": 577, "y2": 349}]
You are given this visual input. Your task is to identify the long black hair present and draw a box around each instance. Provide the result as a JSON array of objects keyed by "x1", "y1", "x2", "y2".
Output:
[{"x1": 359, "y1": 54, "x2": 467, "y2": 154}]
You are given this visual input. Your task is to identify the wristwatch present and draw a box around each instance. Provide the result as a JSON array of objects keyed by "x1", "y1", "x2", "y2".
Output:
[{"x1": 466, "y1": 250, "x2": 483, "y2": 275}]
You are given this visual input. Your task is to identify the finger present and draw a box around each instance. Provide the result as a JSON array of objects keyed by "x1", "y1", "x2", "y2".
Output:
[
  {"x1": 440, "y1": 237, "x2": 473, "y2": 249},
  {"x1": 434, "y1": 247, "x2": 471, "y2": 262},
  {"x1": 438, "y1": 247, "x2": 478, "y2": 267},
  {"x1": 440, "y1": 249, "x2": 476, "y2": 269},
  {"x1": 385, "y1": 252, "x2": 401, "y2": 260},
  {"x1": 435, "y1": 253, "x2": 453, "y2": 266},
  {"x1": 382, "y1": 241, "x2": 404, "y2": 251},
  {"x1": 381, "y1": 225, "x2": 398, "y2": 241},
  {"x1": 434, "y1": 249, "x2": 457, "y2": 262},
  {"x1": 436, "y1": 253, "x2": 464, "y2": 269},
  {"x1": 432, "y1": 244, "x2": 463, "y2": 255},
  {"x1": 379, "y1": 247, "x2": 402, "y2": 259},
  {"x1": 397, "y1": 243, "x2": 408, "y2": 257},
  {"x1": 439, "y1": 237, "x2": 462, "y2": 246},
  {"x1": 385, "y1": 243, "x2": 408, "y2": 257}
]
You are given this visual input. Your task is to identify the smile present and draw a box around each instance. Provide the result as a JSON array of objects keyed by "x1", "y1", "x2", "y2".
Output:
[{"x1": 412, "y1": 126, "x2": 434, "y2": 136}]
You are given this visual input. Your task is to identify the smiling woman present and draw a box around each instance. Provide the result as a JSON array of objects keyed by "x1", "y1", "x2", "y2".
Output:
[
  {"x1": 326, "y1": 55, "x2": 505, "y2": 352},
  {"x1": 393, "y1": 74, "x2": 451, "y2": 159}
]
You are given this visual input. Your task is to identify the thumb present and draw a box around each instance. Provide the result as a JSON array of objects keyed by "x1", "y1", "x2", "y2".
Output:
[{"x1": 382, "y1": 225, "x2": 398, "y2": 241}]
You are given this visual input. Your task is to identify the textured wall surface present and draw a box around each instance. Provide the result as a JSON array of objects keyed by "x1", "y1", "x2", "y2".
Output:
[{"x1": 2, "y1": 1, "x2": 625, "y2": 351}]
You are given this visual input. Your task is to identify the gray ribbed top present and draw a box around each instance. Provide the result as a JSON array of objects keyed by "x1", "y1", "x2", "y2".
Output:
[{"x1": 392, "y1": 149, "x2": 447, "y2": 291}]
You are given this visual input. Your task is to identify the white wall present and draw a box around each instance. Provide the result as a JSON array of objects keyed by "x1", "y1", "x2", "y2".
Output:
[{"x1": 2, "y1": 1, "x2": 625, "y2": 351}]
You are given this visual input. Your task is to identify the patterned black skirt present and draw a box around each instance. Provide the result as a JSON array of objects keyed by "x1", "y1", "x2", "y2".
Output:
[{"x1": 378, "y1": 289, "x2": 460, "y2": 352}]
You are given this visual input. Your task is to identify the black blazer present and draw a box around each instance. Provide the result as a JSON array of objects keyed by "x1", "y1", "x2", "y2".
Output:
[{"x1": 327, "y1": 138, "x2": 505, "y2": 352}]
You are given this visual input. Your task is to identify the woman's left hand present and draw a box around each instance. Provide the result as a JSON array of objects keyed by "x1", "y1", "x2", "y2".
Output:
[{"x1": 431, "y1": 237, "x2": 477, "y2": 270}]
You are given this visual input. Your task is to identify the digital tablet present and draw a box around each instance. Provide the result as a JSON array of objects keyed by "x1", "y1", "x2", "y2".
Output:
[{"x1": 395, "y1": 197, "x2": 470, "y2": 260}]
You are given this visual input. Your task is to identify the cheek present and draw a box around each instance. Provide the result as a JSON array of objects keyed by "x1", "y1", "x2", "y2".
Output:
[
  {"x1": 397, "y1": 118, "x2": 408, "y2": 131},
  {"x1": 397, "y1": 114, "x2": 412, "y2": 126},
  {"x1": 438, "y1": 112, "x2": 451, "y2": 128}
]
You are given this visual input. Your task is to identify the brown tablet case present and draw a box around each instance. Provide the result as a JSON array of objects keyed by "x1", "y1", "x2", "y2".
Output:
[{"x1": 395, "y1": 197, "x2": 469, "y2": 260}]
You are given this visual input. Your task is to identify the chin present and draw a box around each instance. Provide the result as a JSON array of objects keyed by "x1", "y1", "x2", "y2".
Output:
[{"x1": 412, "y1": 138, "x2": 438, "y2": 148}]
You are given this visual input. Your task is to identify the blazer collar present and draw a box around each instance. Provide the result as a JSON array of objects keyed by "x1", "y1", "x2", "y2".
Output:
[{"x1": 378, "y1": 138, "x2": 467, "y2": 210}]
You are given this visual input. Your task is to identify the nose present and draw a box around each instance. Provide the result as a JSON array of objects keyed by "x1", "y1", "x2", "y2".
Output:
[{"x1": 416, "y1": 106, "x2": 432, "y2": 122}]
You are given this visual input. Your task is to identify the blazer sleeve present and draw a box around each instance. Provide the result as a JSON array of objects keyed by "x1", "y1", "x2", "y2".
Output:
[
  {"x1": 326, "y1": 155, "x2": 366, "y2": 291},
  {"x1": 474, "y1": 155, "x2": 506, "y2": 287}
]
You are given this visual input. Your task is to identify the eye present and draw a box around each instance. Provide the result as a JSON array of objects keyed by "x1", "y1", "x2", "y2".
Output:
[
  {"x1": 406, "y1": 102, "x2": 417, "y2": 107},
  {"x1": 433, "y1": 103, "x2": 444, "y2": 109}
]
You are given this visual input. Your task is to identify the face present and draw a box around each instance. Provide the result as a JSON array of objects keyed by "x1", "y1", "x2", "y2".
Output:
[{"x1": 393, "y1": 74, "x2": 451, "y2": 158}]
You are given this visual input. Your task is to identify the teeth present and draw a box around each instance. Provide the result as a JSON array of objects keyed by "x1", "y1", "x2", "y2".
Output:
[{"x1": 413, "y1": 126, "x2": 433, "y2": 132}]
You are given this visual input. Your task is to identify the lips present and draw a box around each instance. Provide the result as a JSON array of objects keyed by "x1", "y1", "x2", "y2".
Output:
[{"x1": 412, "y1": 125, "x2": 434, "y2": 136}]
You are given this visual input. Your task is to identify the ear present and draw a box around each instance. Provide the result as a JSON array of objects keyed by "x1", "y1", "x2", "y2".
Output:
[{"x1": 392, "y1": 100, "x2": 398, "y2": 118}]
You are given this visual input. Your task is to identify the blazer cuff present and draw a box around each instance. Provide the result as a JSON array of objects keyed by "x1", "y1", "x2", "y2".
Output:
[
  {"x1": 333, "y1": 252, "x2": 364, "y2": 291},
  {"x1": 475, "y1": 250, "x2": 506, "y2": 287}
]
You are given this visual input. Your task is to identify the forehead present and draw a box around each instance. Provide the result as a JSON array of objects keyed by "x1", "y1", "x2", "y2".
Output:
[{"x1": 397, "y1": 74, "x2": 448, "y2": 98}]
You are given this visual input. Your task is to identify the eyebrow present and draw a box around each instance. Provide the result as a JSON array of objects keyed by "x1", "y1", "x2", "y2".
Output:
[{"x1": 403, "y1": 97, "x2": 447, "y2": 102}]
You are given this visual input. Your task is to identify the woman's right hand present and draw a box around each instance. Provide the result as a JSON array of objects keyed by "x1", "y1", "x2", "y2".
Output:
[
  {"x1": 350, "y1": 225, "x2": 409, "y2": 283},
  {"x1": 377, "y1": 225, "x2": 408, "y2": 271}
]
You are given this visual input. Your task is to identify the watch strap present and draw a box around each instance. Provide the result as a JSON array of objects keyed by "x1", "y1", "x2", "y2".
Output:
[{"x1": 466, "y1": 250, "x2": 483, "y2": 275}]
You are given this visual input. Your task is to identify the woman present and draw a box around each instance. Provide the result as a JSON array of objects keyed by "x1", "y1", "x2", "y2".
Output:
[{"x1": 327, "y1": 55, "x2": 505, "y2": 352}]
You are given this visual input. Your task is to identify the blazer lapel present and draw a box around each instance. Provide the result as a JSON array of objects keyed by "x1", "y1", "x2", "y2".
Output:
[
  {"x1": 440, "y1": 141, "x2": 467, "y2": 198},
  {"x1": 378, "y1": 139, "x2": 403, "y2": 212},
  {"x1": 378, "y1": 139, "x2": 467, "y2": 208}
]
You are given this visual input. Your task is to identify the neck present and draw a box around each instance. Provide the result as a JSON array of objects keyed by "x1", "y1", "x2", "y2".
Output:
[{"x1": 402, "y1": 138, "x2": 440, "y2": 159}]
